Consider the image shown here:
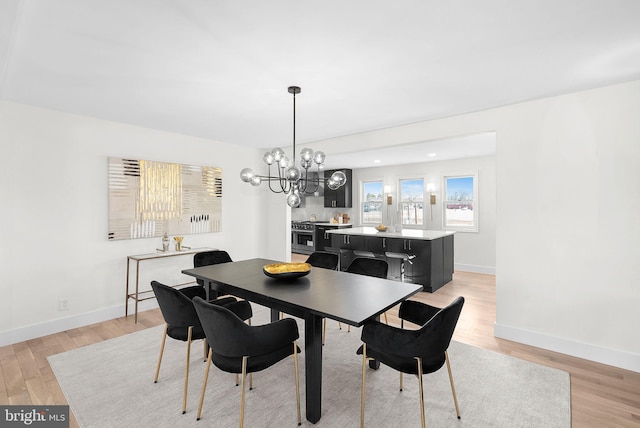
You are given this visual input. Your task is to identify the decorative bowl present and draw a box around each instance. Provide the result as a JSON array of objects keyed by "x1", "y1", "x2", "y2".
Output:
[
  {"x1": 263, "y1": 262, "x2": 312, "y2": 280},
  {"x1": 375, "y1": 224, "x2": 388, "y2": 232}
]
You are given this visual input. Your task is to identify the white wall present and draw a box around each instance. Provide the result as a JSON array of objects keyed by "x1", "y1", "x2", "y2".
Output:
[
  {"x1": 353, "y1": 155, "x2": 497, "y2": 274},
  {"x1": 2, "y1": 78, "x2": 639, "y2": 373},
  {"x1": 0, "y1": 101, "x2": 280, "y2": 345},
  {"x1": 306, "y1": 80, "x2": 640, "y2": 372}
]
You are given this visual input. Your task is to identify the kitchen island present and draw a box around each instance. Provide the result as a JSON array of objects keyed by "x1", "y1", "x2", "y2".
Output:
[{"x1": 327, "y1": 227, "x2": 455, "y2": 292}]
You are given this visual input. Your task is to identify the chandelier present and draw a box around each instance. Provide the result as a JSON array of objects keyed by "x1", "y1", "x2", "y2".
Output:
[{"x1": 240, "y1": 86, "x2": 347, "y2": 207}]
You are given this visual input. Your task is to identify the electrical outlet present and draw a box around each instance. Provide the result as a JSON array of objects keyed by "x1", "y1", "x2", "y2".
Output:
[{"x1": 59, "y1": 298, "x2": 69, "y2": 311}]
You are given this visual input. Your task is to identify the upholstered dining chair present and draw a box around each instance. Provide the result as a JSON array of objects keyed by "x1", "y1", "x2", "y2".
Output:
[
  {"x1": 306, "y1": 251, "x2": 341, "y2": 344},
  {"x1": 346, "y1": 257, "x2": 389, "y2": 278},
  {"x1": 193, "y1": 250, "x2": 234, "y2": 298},
  {"x1": 306, "y1": 251, "x2": 339, "y2": 270},
  {"x1": 346, "y1": 257, "x2": 390, "y2": 326},
  {"x1": 150, "y1": 281, "x2": 252, "y2": 415},
  {"x1": 357, "y1": 296, "x2": 465, "y2": 428},
  {"x1": 192, "y1": 296, "x2": 302, "y2": 427}
]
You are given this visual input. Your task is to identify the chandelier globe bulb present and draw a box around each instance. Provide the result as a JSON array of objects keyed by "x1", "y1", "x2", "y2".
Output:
[
  {"x1": 331, "y1": 170, "x2": 347, "y2": 186},
  {"x1": 279, "y1": 156, "x2": 289, "y2": 168},
  {"x1": 287, "y1": 191, "x2": 301, "y2": 208},
  {"x1": 300, "y1": 148, "x2": 314, "y2": 162},
  {"x1": 272, "y1": 148, "x2": 285, "y2": 162},
  {"x1": 285, "y1": 166, "x2": 301, "y2": 182},
  {"x1": 263, "y1": 152, "x2": 274, "y2": 165},
  {"x1": 240, "y1": 168, "x2": 254, "y2": 183},
  {"x1": 313, "y1": 151, "x2": 326, "y2": 165}
]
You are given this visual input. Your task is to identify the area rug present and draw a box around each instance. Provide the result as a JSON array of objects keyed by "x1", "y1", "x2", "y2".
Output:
[{"x1": 48, "y1": 305, "x2": 570, "y2": 427}]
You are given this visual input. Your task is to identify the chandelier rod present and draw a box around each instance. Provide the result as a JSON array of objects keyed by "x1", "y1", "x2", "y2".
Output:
[{"x1": 289, "y1": 85, "x2": 301, "y2": 166}]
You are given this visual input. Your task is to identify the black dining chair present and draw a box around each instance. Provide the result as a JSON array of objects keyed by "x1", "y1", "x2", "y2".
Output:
[
  {"x1": 357, "y1": 296, "x2": 465, "y2": 428},
  {"x1": 193, "y1": 250, "x2": 234, "y2": 298},
  {"x1": 306, "y1": 251, "x2": 341, "y2": 344},
  {"x1": 150, "y1": 281, "x2": 253, "y2": 415},
  {"x1": 346, "y1": 257, "x2": 389, "y2": 279},
  {"x1": 306, "y1": 251, "x2": 339, "y2": 270},
  {"x1": 192, "y1": 296, "x2": 302, "y2": 426},
  {"x1": 346, "y1": 257, "x2": 390, "y2": 325}
]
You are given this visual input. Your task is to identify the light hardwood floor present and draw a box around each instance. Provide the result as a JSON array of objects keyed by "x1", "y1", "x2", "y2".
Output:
[{"x1": 1, "y1": 261, "x2": 639, "y2": 427}]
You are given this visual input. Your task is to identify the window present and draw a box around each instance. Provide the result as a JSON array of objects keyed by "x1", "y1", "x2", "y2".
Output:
[
  {"x1": 444, "y1": 174, "x2": 478, "y2": 231},
  {"x1": 399, "y1": 178, "x2": 424, "y2": 225},
  {"x1": 361, "y1": 181, "x2": 383, "y2": 224}
]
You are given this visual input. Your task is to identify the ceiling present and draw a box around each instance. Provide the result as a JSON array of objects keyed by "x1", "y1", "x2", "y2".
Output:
[{"x1": 2, "y1": 0, "x2": 640, "y2": 167}]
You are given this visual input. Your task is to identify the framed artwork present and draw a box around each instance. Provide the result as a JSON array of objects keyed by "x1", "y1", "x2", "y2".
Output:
[{"x1": 108, "y1": 157, "x2": 222, "y2": 240}]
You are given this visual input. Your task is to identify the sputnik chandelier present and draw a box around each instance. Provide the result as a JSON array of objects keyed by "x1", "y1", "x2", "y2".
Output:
[{"x1": 240, "y1": 86, "x2": 347, "y2": 208}]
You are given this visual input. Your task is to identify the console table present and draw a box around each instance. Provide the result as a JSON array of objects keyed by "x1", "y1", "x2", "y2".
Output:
[{"x1": 125, "y1": 247, "x2": 215, "y2": 323}]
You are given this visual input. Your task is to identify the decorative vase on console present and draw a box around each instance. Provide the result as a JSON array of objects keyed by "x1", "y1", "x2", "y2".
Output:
[
  {"x1": 162, "y1": 233, "x2": 170, "y2": 252},
  {"x1": 174, "y1": 236, "x2": 184, "y2": 251}
]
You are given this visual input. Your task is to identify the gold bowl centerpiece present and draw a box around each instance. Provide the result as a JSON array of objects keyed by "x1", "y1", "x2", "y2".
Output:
[
  {"x1": 263, "y1": 262, "x2": 312, "y2": 280},
  {"x1": 375, "y1": 224, "x2": 388, "y2": 232}
]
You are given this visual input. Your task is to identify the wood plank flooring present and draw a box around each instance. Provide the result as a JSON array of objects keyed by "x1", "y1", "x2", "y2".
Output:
[{"x1": 1, "y1": 261, "x2": 639, "y2": 427}]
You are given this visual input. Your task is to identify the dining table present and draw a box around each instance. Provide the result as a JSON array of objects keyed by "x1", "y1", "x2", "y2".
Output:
[{"x1": 182, "y1": 258, "x2": 423, "y2": 424}]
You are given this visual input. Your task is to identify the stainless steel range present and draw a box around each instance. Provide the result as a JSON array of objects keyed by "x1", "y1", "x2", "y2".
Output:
[{"x1": 291, "y1": 221, "x2": 316, "y2": 254}]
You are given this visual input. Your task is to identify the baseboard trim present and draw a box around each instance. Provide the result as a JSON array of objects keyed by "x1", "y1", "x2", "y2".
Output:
[
  {"x1": 0, "y1": 300, "x2": 159, "y2": 348},
  {"x1": 494, "y1": 322, "x2": 640, "y2": 373},
  {"x1": 454, "y1": 263, "x2": 496, "y2": 275}
]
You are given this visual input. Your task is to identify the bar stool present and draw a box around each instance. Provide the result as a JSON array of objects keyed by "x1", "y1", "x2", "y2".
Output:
[{"x1": 384, "y1": 252, "x2": 416, "y2": 281}]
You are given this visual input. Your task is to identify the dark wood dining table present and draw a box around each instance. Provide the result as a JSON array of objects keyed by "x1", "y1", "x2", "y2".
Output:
[{"x1": 182, "y1": 258, "x2": 423, "y2": 424}]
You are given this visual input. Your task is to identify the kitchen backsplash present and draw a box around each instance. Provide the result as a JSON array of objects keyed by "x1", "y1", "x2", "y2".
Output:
[{"x1": 292, "y1": 197, "x2": 353, "y2": 223}]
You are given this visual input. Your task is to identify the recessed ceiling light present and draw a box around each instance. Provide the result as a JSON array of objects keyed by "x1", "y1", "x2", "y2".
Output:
[
  {"x1": 373, "y1": 159, "x2": 381, "y2": 163},
  {"x1": 428, "y1": 153, "x2": 437, "y2": 157}
]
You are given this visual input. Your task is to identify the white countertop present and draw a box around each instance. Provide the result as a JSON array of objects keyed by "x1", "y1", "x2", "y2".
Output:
[
  {"x1": 311, "y1": 222, "x2": 352, "y2": 227},
  {"x1": 326, "y1": 227, "x2": 454, "y2": 240}
]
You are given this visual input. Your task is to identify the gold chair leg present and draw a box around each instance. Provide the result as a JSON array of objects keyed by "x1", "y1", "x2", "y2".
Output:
[
  {"x1": 322, "y1": 318, "x2": 326, "y2": 346},
  {"x1": 348, "y1": 325, "x2": 351, "y2": 333},
  {"x1": 399, "y1": 319, "x2": 404, "y2": 391},
  {"x1": 360, "y1": 344, "x2": 367, "y2": 428},
  {"x1": 338, "y1": 321, "x2": 342, "y2": 330},
  {"x1": 183, "y1": 326, "x2": 193, "y2": 414},
  {"x1": 154, "y1": 324, "x2": 168, "y2": 383},
  {"x1": 249, "y1": 373, "x2": 253, "y2": 390},
  {"x1": 235, "y1": 374, "x2": 239, "y2": 386},
  {"x1": 197, "y1": 348, "x2": 213, "y2": 420},
  {"x1": 445, "y1": 351, "x2": 461, "y2": 419},
  {"x1": 416, "y1": 357, "x2": 425, "y2": 428},
  {"x1": 384, "y1": 312, "x2": 388, "y2": 325},
  {"x1": 240, "y1": 356, "x2": 248, "y2": 428},
  {"x1": 293, "y1": 341, "x2": 301, "y2": 426}
]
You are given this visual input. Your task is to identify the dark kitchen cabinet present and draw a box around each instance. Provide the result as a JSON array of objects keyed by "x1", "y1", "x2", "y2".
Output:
[
  {"x1": 315, "y1": 225, "x2": 352, "y2": 253},
  {"x1": 384, "y1": 235, "x2": 453, "y2": 292},
  {"x1": 330, "y1": 231, "x2": 454, "y2": 291},
  {"x1": 363, "y1": 236, "x2": 388, "y2": 254},
  {"x1": 388, "y1": 238, "x2": 429, "y2": 284},
  {"x1": 331, "y1": 233, "x2": 365, "y2": 270},
  {"x1": 323, "y1": 169, "x2": 352, "y2": 208}
]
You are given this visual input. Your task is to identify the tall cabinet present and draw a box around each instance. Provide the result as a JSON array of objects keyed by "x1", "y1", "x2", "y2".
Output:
[{"x1": 323, "y1": 169, "x2": 352, "y2": 208}]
